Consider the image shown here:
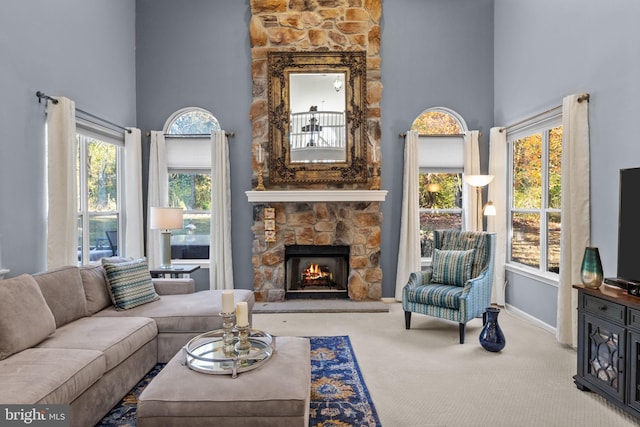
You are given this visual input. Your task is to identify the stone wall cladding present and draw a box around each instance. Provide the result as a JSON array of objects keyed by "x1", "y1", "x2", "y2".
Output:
[
  {"x1": 252, "y1": 202, "x2": 383, "y2": 301},
  {"x1": 249, "y1": 0, "x2": 383, "y2": 302}
]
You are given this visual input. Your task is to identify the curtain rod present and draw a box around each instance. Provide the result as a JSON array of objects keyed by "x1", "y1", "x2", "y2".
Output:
[
  {"x1": 499, "y1": 92, "x2": 590, "y2": 133},
  {"x1": 36, "y1": 91, "x2": 132, "y2": 134},
  {"x1": 144, "y1": 131, "x2": 235, "y2": 138}
]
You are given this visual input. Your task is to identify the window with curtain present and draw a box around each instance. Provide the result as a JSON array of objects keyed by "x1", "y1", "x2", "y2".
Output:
[
  {"x1": 508, "y1": 114, "x2": 562, "y2": 274},
  {"x1": 164, "y1": 107, "x2": 220, "y2": 261},
  {"x1": 76, "y1": 121, "x2": 124, "y2": 264},
  {"x1": 412, "y1": 107, "x2": 467, "y2": 261}
]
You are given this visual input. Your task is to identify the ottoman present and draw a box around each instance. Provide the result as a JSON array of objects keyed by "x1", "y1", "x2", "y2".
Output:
[{"x1": 137, "y1": 336, "x2": 311, "y2": 427}]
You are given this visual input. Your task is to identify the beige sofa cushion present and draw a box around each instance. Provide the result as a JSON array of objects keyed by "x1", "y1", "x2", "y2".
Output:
[
  {"x1": 80, "y1": 264, "x2": 111, "y2": 315},
  {"x1": 34, "y1": 266, "x2": 88, "y2": 327},
  {"x1": 94, "y1": 290, "x2": 255, "y2": 334},
  {"x1": 0, "y1": 275, "x2": 56, "y2": 360},
  {"x1": 36, "y1": 316, "x2": 157, "y2": 372},
  {"x1": 0, "y1": 348, "x2": 104, "y2": 404}
]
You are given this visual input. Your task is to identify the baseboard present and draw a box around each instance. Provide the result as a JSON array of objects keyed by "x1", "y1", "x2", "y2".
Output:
[
  {"x1": 504, "y1": 303, "x2": 556, "y2": 335},
  {"x1": 381, "y1": 297, "x2": 397, "y2": 303}
]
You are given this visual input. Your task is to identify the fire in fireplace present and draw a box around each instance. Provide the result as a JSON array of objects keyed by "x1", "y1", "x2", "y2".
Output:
[{"x1": 285, "y1": 245, "x2": 349, "y2": 299}]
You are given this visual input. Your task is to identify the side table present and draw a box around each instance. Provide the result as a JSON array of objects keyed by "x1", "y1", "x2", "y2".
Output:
[{"x1": 150, "y1": 264, "x2": 200, "y2": 279}]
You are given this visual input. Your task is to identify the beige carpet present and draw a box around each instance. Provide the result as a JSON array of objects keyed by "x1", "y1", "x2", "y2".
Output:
[{"x1": 252, "y1": 302, "x2": 640, "y2": 427}]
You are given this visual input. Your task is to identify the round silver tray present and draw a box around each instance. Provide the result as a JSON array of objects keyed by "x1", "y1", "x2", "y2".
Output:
[{"x1": 183, "y1": 329, "x2": 275, "y2": 378}]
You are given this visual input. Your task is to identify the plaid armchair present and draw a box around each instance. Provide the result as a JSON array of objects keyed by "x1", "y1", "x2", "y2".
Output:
[{"x1": 402, "y1": 230, "x2": 496, "y2": 344}]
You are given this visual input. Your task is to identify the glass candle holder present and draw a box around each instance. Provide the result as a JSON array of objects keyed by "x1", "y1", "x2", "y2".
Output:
[
  {"x1": 219, "y1": 311, "x2": 236, "y2": 357},
  {"x1": 234, "y1": 324, "x2": 252, "y2": 359}
]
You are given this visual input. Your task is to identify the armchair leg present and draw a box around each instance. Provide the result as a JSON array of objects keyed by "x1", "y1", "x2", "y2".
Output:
[
  {"x1": 404, "y1": 311, "x2": 412, "y2": 329},
  {"x1": 459, "y1": 323, "x2": 465, "y2": 344}
]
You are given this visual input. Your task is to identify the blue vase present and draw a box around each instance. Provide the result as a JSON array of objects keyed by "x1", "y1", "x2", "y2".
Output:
[{"x1": 479, "y1": 307, "x2": 506, "y2": 352}]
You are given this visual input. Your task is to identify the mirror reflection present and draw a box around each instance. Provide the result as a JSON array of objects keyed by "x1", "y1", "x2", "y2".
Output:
[{"x1": 289, "y1": 73, "x2": 346, "y2": 163}]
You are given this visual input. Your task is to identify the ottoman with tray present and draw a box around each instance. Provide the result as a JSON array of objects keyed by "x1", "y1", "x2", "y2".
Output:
[{"x1": 137, "y1": 335, "x2": 311, "y2": 427}]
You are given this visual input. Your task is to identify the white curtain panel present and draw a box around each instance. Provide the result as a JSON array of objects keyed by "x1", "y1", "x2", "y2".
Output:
[
  {"x1": 147, "y1": 131, "x2": 168, "y2": 268},
  {"x1": 210, "y1": 130, "x2": 234, "y2": 290},
  {"x1": 46, "y1": 97, "x2": 77, "y2": 269},
  {"x1": 395, "y1": 130, "x2": 421, "y2": 300},
  {"x1": 487, "y1": 127, "x2": 507, "y2": 306},
  {"x1": 463, "y1": 130, "x2": 481, "y2": 231},
  {"x1": 124, "y1": 128, "x2": 144, "y2": 259},
  {"x1": 557, "y1": 94, "x2": 590, "y2": 347}
]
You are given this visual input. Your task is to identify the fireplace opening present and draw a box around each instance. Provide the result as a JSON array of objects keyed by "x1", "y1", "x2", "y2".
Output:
[{"x1": 285, "y1": 245, "x2": 350, "y2": 299}]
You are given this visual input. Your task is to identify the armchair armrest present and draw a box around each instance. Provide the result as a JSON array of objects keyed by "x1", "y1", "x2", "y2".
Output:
[
  {"x1": 459, "y1": 267, "x2": 493, "y2": 319},
  {"x1": 405, "y1": 269, "x2": 433, "y2": 290},
  {"x1": 152, "y1": 278, "x2": 195, "y2": 295}
]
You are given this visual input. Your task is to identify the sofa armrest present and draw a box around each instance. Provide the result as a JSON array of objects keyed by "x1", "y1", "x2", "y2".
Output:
[{"x1": 152, "y1": 278, "x2": 195, "y2": 295}]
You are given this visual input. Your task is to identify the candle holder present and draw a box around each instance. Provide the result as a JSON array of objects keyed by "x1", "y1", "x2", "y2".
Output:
[
  {"x1": 370, "y1": 160, "x2": 380, "y2": 190},
  {"x1": 219, "y1": 311, "x2": 236, "y2": 357},
  {"x1": 255, "y1": 161, "x2": 266, "y2": 191},
  {"x1": 235, "y1": 325, "x2": 252, "y2": 360}
]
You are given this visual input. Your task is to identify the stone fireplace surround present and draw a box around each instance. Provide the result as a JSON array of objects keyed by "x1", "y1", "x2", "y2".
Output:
[
  {"x1": 248, "y1": 0, "x2": 383, "y2": 302},
  {"x1": 250, "y1": 199, "x2": 383, "y2": 302}
]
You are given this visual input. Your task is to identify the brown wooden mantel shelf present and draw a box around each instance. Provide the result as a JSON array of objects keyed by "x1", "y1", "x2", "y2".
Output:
[{"x1": 245, "y1": 190, "x2": 387, "y2": 203}]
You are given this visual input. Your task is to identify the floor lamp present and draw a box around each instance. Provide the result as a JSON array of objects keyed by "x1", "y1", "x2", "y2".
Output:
[
  {"x1": 464, "y1": 175, "x2": 494, "y2": 231},
  {"x1": 150, "y1": 207, "x2": 183, "y2": 269}
]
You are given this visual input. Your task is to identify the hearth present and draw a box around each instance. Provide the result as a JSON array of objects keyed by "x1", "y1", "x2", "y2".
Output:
[{"x1": 285, "y1": 245, "x2": 349, "y2": 299}]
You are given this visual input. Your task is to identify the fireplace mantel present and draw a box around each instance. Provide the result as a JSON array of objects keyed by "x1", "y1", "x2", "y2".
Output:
[{"x1": 245, "y1": 190, "x2": 387, "y2": 203}]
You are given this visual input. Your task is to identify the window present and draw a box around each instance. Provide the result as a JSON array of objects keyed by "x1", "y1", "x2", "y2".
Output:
[
  {"x1": 508, "y1": 114, "x2": 562, "y2": 274},
  {"x1": 412, "y1": 107, "x2": 467, "y2": 260},
  {"x1": 76, "y1": 122, "x2": 123, "y2": 264},
  {"x1": 164, "y1": 108, "x2": 220, "y2": 261}
]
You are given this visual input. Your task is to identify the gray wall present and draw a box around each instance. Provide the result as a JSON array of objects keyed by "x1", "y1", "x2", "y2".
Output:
[
  {"x1": 379, "y1": 0, "x2": 494, "y2": 297},
  {"x1": 135, "y1": 0, "x2": 253, "y2": 290},
  {"x1": 495, "y1": 0, "x2": 640, "y2": 324},
  {"x1": 0, "y1": 0, "x2": 136, "y2": 276}
]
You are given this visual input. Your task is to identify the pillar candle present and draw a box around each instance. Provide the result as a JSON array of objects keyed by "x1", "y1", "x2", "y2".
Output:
[
  {"x1": 236, "y1": 301, "x2": 249, "y2": 327},
  {"x1": 222, "y1": 290, "x2": 234, "y2": 314},
  {"x1": 257, "y1": 145, "x2": 263, "y2": 163}
]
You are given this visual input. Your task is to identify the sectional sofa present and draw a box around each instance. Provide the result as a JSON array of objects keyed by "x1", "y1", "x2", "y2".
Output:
[{"x1": 0, "y1": 261, "x2": 255, "y2": 427}]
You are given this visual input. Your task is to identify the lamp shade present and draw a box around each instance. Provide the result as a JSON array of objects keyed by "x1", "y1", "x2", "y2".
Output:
[
  {"x1": 150, "y1": 207, "x2": 183, "y2": 230},
  {"x1": 464, "y1": 174, "x2": 494, "y2": 188},
  {"x1": 483, "y1": 201, "x2": 496, "y2": 216}
]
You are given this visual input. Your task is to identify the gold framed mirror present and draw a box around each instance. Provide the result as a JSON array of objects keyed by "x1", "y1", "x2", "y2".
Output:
[{"x1": 267, "y1": 51, "x2": 368, "y2": 185}]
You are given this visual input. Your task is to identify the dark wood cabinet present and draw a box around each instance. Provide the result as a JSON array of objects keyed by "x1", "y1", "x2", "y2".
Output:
[{"x1": 574, "y1": 284, "x2": 640, "y2": 419}]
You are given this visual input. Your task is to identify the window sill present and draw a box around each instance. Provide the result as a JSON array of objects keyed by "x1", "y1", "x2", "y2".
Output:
[{"x1": 505, "y1": 263, "x2": 559, "y2": 288}]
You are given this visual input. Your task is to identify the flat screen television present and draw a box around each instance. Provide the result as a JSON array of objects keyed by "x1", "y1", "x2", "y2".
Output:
[{"x1": 612, "y1": 167, "x2": 640, "y2": 286}]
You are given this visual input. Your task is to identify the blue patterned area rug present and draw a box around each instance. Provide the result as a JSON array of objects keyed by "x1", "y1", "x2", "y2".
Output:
[{"x1": 97, "y1": 335, "x2": 381, "y2": 427}]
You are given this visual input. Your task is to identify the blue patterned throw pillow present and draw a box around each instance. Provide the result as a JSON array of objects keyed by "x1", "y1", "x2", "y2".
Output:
[
  {"x1": 103, "y1": 258, "x2": 159, "y2": 310},
  {"x1": 431, "y1": 248, "x2": 476, "y2": 286}
]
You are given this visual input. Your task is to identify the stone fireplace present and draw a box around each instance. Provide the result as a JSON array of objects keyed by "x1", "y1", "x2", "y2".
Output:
[
  {"x1": 248, "y1": 0, "x2": 384, "y2": 302},
  {"x1": 250, "y1": 200, "x2": 382, "y2": 301}
]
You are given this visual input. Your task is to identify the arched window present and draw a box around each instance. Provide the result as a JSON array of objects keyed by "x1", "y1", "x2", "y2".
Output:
[
  {"x1": 163, "y1": 107, "x2": 221, "y2": 261},
  {"x1": 165, "y1": 107, "x2": 220, "y2": 135},
  {"x1": 412, "y1": 107, "x2": 467, "y2": 260},
  {"x1": 411, "y1": 107, "x2": 465, "y2": 135}
]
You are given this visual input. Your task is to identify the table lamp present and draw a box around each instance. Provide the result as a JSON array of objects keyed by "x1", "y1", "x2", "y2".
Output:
[{"x1": 150, "y1": 207, "x2": 183, "y2": 269}]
